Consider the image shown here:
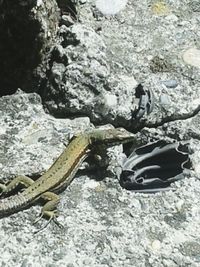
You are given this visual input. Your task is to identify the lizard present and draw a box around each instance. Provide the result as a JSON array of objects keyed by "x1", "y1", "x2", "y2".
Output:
[{"x1": 0, "y1": 127, "x2": 135, "y2": 223}]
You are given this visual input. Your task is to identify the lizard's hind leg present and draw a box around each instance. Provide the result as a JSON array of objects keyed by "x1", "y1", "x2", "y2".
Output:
[
  {"x1": 34, "y1": 192, "x2": 61, "y2": 230},
  {"x1": 0, "y1": 175, "x2": 34, "y2": 195}
]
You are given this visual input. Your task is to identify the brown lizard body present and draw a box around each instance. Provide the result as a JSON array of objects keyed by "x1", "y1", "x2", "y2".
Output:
[{"x1": 0, "y1": 128, "x2": 135, "y2": 221}]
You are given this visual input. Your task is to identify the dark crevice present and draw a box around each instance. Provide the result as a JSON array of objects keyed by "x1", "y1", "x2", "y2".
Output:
[
  {"x1": 0, "y1": 0, "x2": 59, "y2": 97},
  {"x1": 57, "y1": 0, "x2": 77, "y2": 19},
  {"x1": 0, "y1": 1, "x2": 43, "y2": 96}
]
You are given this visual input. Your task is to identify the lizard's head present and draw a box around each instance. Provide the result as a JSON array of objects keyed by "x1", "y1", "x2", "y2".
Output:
[{"x1": 90, "y1": 127, "x2": 136, "y2": 146}]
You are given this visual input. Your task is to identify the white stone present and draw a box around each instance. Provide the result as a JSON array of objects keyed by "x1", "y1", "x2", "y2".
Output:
[
  {"x1": 151, "y1": 240, "x2": 161, "y2": 251},
  {"x1": 183, "y1": 48, "x2": 200, "y2": 68},
  {"x1": 104, "y1": 93, "x2": 118, "y2": 107},
  {"x1": 37, "y1": 0, "x2": 43, "y2": 6},
  {"x1": 83, "y1": 180, "x2": 100, "y2": 189},
  {"x1": 95, "y1": 0, "x2": 128, "y2": 15},
  {"x1": 166, "y1": 14, "x2": 179, "y2": 22},
  {"x1": 175, "y1": 200, "x2": 184, "y2": 212}
]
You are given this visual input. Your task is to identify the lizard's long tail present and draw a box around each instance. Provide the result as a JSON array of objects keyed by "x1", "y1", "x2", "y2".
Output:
[{"x1": 0, "y1": 193, "x2": 29, "y2": 216}]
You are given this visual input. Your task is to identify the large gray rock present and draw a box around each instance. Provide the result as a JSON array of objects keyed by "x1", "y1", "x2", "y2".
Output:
[
  {"x1": 0, "y1": 0, "x2": 200, "y2": 267},
  {"x1": 43, "y1": 24, "x2": 137, "y2": 125}
]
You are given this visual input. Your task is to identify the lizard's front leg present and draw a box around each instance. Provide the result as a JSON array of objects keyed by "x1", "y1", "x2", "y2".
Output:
[{"x1": 0, "y1": 175, "x2": 34, "y2": 195}]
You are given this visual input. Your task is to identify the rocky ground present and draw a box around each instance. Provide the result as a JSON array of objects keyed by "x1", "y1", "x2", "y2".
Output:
[{"x1": 0, "y1": 0, "x2": 200, "y2": 266}]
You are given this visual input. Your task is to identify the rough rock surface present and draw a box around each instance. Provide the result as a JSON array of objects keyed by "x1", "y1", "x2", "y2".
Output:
[
  {"x1": 39, "y1": 0, "x2": 200, "y2": 129},
  {"x1": 0, "y1": 91, "x2": 200, "y2": 267},
  {"x1": 43, "y1": 23, "x2": 138, "y2": 125},
  {"x1": 0, "y1": 0, "x2": 200, "y2": 267},
  {"x1": 0, "y1": 91, "x2": 91, "y2": 180}
]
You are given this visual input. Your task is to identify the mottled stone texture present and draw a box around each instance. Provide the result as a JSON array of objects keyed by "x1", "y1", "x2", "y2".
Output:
[
  {"x1": 0, "y1": 1, "x2": 200, "y2": 266},
  {"x1": 0, "y1": 0, "x2": 59, "y2": 96},
  {"x1": 0, "y1": 91, "x2": 200, "y2": 267}
]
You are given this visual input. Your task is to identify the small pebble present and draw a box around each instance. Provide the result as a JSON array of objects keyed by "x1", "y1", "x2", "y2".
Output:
[
  {"x1": 103, "y1": 93, "x2": 118, "y2": 107},
  {"x1": 166, "y1": 14, "x2": 178, "y2": 22},
  {"x1": 175, "y1": 200, "x2": 184, "y2": 212},
  {"x1": 162, "y1": 79, "x2": 178, "y2": 88},
  {"x1": 151, "y1": 240, "x2": 161, "y2": 251},
  {"x1": 160, "y1": 94, "x2": 171, "y2": 106}
]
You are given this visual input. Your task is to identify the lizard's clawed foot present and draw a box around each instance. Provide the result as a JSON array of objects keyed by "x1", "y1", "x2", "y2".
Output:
[
  {"x1": 33, "y1": 210, "x2": 63, "y2": 233},
  {"x1": 33, "y1": 191, "x2": 61, "y2": 232},
  {"x1": 33, "y1": 210, "x2": 57, "y2": 224}
]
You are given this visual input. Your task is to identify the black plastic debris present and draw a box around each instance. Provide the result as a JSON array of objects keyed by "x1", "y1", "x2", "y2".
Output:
[
  {"x1": 132, "y1": 84, "x2": 154, "y2": 119},
  {"x1": 120, "y1": 140, "x2": 192, "y2": 192}
]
